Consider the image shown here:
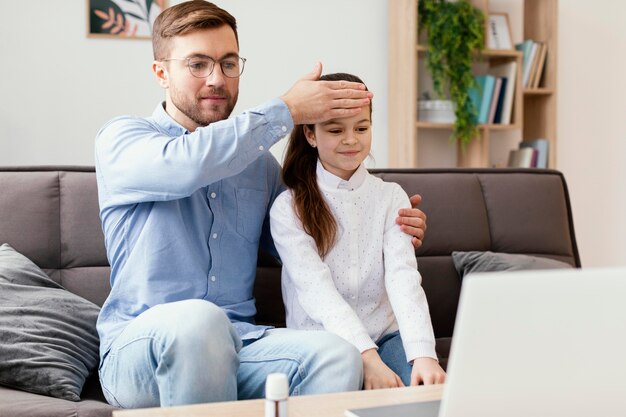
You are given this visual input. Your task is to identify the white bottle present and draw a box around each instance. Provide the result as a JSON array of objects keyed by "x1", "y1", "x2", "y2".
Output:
[{"x1": 265, "y1": 373, "x2": 288, "y2": 417}]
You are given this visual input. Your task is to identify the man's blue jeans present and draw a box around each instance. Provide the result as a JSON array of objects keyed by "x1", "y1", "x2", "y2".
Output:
[{"x1": 98, "y1": 299, "x2": 363, "y2": 408}]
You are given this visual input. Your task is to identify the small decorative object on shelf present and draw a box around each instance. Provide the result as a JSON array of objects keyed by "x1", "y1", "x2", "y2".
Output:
[
  {"x1": 418, "y1": 99, "x2": 456, "y2": 124},
  {"x1": 487, "y1": 13, "x2": 513, "y2": 50},
  {"x1": 418, "y1": 0, "x2": 485, "y2": 148}
]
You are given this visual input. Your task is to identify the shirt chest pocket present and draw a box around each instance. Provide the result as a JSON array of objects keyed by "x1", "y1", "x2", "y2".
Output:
[{"x1": 235, "y1": 188, "x2": 268, "y2": 243}]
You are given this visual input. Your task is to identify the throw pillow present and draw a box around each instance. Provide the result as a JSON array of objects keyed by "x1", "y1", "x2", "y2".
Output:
[
  {"x1": 0, "y1": 243, "x2": 100, "y2": 401},
  {"x1": 452, "y1": 250, "x2": 573, "y2": 278}
]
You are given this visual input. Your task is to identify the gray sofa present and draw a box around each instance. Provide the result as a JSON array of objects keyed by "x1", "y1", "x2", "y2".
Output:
[{"x1": 0, "y1": 166, "x2": 580, "y2": 417}]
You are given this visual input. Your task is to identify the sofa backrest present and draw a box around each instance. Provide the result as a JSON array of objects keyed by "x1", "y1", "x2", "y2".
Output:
[
  {"x1": 372, "y1": 168, "x2": 580, "y2": 338},
  {"x1": 255, "y1": 169, "x2": 581, "y2": 338},
  {"x1": 0, "y1": 167, "x2": 579, "y2": 340},
  {"x1": 0, "y1": 167, "x2": 110, "y2": 306}
]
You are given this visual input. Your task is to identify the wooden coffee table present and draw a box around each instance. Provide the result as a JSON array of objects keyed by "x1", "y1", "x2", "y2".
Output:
[{"x1": 113, "y1": 384, "x2": 444, "y2": 417}]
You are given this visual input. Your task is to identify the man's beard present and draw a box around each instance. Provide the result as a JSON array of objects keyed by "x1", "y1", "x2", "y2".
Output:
[{"x1": 171, "y1": 87, "x2": 238, "y2": 127}]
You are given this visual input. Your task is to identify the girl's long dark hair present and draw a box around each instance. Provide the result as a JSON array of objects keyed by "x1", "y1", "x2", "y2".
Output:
[{"x1": 282, "y1": 73, "x2": 369, "y2": 258}]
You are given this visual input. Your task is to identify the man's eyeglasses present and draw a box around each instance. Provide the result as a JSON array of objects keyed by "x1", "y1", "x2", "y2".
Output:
[{"x1": 161, "y1": 56, "x2": 247, "y2": 78}]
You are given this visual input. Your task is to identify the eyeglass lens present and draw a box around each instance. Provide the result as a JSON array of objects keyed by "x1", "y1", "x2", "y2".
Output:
[{"x1": 188, "y1": 57, "x2": 245, "y2": 78}]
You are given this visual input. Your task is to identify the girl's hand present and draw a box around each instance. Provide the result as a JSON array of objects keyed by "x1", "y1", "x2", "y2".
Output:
[
  {"x1": 362, "y1": 349, "x2": 405, "y2": 390},
  {"x1": 410, "y1": 357, "x2": 446, "y2": 386}
]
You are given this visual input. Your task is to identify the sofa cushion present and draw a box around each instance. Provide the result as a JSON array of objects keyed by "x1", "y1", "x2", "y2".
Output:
[
  {"x1": 0, "y1": 384, "x2": 116, "y2": 417},
  {"x1": 0, "y1": 244, "x2": 100, "y2": 402},
  {"x1": 452, "y1": 251, "x2": 573, "y2": 278}
]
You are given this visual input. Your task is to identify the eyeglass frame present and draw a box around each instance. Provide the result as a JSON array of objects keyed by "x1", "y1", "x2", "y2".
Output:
[{"x1": 160, "y1": 54, "x2": 247, "y2": 79}]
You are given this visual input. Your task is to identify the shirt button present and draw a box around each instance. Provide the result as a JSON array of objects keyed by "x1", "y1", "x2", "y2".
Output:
[
  {"x1": 281, "y1": 126, "x2": 287, "y2": 132},
  {"x1": 210, "y1": 276, "x2": 216, "y2": 282},
  {"x1": 259, "y1": 145, "x2": 264, "y2": 151},
  {"x1": 212, "y1": 233, "x2": 218, "y2": 239},
  {"x1": 210, "y1": 192, "x2": 217, "y2": 198}
]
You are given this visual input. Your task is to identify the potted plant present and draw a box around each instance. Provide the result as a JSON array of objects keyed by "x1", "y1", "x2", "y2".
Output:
[{"x1": 419, "y1": 0, "x2": 485, "y2": 148}]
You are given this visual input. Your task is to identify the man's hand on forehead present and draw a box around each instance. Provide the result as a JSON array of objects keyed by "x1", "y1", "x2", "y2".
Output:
[{"x1": 280, "y1": 63, "x2": 374, "y2": 125}]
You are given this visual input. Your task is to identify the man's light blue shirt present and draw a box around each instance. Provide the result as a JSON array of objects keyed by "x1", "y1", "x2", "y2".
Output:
[{"x1": 95, "y1": 99, "x2": 292, "y2": 358}]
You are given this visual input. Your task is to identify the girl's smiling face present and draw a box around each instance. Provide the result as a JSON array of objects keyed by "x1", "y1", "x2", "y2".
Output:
[{"x1": 304, "y1": 106, "x2": 372, "y2": 181}]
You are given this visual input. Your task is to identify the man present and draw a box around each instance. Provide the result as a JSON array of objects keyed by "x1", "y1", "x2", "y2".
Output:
[{"x1": 95, "y1": 0, "x2": 427, "y2": 408}]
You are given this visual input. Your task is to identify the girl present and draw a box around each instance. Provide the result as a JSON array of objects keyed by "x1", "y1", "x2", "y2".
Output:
[{"x1": 269, "y1": 73, "x2": 446, "y2": 389}]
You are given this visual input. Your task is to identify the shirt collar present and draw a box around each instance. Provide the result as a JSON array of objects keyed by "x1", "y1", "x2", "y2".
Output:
[
  {"x1": 152, "y1": 101, "x2": 190, "y2": 135},
  {"x1": 316, "y1": 160, "x2": 367, "y2": 191}
]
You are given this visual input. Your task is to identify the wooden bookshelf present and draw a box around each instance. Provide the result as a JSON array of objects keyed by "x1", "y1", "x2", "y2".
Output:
[{"x1": 387, "y1": 0, "x2": 558, "y2": 168}]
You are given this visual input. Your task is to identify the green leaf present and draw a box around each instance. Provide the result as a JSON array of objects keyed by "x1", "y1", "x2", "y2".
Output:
[
  {"x1": 419, "y1": 0, "x2": 485, "y2": 146},
  {"x1": 145, "y1": 0, "x2": 154, "y2": 15}
]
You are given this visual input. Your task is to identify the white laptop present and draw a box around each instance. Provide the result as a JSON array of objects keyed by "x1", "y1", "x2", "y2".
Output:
[{"x1": 346, "y1": 267, "x2": 626, "y2": 417}]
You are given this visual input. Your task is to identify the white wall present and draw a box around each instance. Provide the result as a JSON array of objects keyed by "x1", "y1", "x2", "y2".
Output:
[
  {"x1": 0, "y1": 0, "x2": 388, "y2": 167},
  {"x1": 558, "y1": 1, "x2": 626, "y2": 267},
  {"x1": 0, "y1": 1, "x2": 624, "y2": 267},
  {"x1": 484, "y1": 0, "x2": 626, "y2": 267},
  {"x1": 0, "y1": 2, "x2": 161, "y2": 166}
]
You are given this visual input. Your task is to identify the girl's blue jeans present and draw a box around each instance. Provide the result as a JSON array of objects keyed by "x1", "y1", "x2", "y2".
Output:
[{"x1": 377, "y1": 330, "x2": 414, "y2": 386}]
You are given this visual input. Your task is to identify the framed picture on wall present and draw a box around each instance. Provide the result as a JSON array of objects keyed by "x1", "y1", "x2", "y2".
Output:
[
  {"x1": 87, "y1": 0, "x2": 168, "y2": 39},
  {"x1": 487, "y1": 13, "x2": 513, "y2": 50}
]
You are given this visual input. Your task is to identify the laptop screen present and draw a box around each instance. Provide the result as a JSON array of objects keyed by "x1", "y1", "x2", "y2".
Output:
[{"x1": 440, "y1": 267, "x2": 626, "y2": 417}]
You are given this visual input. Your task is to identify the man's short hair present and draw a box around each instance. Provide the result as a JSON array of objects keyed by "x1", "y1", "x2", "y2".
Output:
[{"x1": 152, "y1": 0, "x2": 238, "y2": 60}]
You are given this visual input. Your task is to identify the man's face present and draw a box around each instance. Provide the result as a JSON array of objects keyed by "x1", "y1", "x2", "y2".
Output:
[{"x1": 156, "y1": 25, "x2": 240, "y2": 131}]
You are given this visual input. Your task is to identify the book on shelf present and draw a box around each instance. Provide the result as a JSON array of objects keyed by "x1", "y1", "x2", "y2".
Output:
[
  {"x1": 469, "y1": 74, "x2": 496, "y2": 124},
  {"x1": 507, "y1": 138, "x2": 550, "y2": 168},
  {"x1": 515, "y1": 40, "x2": 537, "y2": 88},
  {"x1": 493, "y1": 77, "x2": 508, "y2": 124},
  {"x1": 520, "y1": 138, "x2": 550, "y2": 168},
  {"x1": 489, "y1": 61, "x2": 517, "y2": 124},
  {"x1": 530, "y1": 42, "x2": 548, "y2": 88},
  {"x1": 516, "y1": 39, "x2": 549, "y2": 89},
  {"x1": 527, "y1": 42, "x2": 542, "y2": 88},
  {"x1": 507, "y1": 147, "x2": 536, "y2": 168},
  {"x1": 487, "y1": 77, "x2": 502, "y2": 124}
]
